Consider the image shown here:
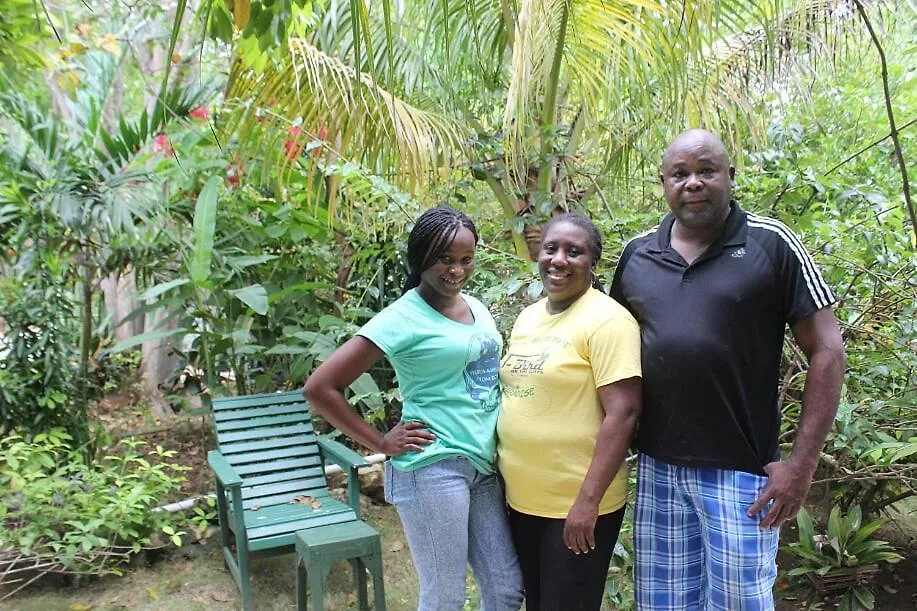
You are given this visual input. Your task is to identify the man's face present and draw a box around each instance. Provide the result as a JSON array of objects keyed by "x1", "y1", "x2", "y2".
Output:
[{"x1": 660, "y1": 134, "x2": 735, "y2": 232}]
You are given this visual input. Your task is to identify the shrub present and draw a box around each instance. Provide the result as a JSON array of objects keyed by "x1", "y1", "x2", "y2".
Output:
[
  {"x1": 0, "y1": 276, "x2": 80, "y2": 437},
  {"x1": 0, "y1": 429, "x2": 190, "y2": 597}
]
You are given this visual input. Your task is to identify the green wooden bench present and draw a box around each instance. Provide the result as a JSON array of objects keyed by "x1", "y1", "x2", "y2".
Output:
[{"x1": 207, "y1": 390, "x2": 370, "y2": 610}]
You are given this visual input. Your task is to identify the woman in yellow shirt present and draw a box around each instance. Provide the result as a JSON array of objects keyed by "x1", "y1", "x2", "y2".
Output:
[{"x1": 498, "y1": 213, "x2": 642, "y2": 610}]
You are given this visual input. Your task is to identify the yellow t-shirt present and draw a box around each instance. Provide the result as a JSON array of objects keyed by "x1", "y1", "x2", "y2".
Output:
[{"x1": 497, "y1": 288, "x2": 642, "y2": 518}]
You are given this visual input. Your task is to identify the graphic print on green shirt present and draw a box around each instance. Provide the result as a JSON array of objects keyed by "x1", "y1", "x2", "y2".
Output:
[
  {"x1": 357, "y1": 289, "x2": 503, "y2": 474},
  {"x1": 463, "y1": 334, "x2": 501, "y2": 412}
]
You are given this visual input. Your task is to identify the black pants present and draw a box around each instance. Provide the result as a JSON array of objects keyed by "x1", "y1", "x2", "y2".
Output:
[{"x1": 508, "y1": 506, "x2": 626, "y2": 611}]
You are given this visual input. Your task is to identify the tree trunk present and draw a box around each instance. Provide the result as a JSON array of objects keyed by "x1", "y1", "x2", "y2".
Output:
[
  {"x1": 141, "y1": 306, "x2": 180, "y2": 420},
  {"x1": 101, "y1": 269, "x2": 144, "y2": 342}
]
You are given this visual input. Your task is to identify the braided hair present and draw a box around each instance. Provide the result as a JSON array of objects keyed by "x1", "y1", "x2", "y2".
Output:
[
  {"x1": 403, "y1": 206, "x2": 479, "y2": 294},
  {"x1": 541, "y1": 213, "x2": 604, "y2": 290}
]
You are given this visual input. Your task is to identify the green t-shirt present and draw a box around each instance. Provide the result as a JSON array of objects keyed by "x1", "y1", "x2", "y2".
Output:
[{"x1": 358, "y1": 289, "x2": 502, "y2": 473}]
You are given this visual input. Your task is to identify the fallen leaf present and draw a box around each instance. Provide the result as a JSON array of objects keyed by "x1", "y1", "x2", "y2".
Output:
[
  {"x1": 251, "y1": 504, "x2": 261, "y2": 511},
  {"x1": 146, "y1": 588, "x2": 159, "y2": 601},
  {"x1": 311, "y1": 500, "x2": 322, "y2": 509},
  {"x1": 389, "y1": 541, "x2": 404, "y2": 553},
  {"x1": 193, "y1": 596, "x2": 206, "y2": 604},
  {"x1": 69, "y1": 604, "x2": 94, "y2": 611},
  {"x1": 292, "y1": 495, "x2": 315, "y2": 505},
  {"x1": 211, "y1": 590, "x2": 234, "y2": 603}
]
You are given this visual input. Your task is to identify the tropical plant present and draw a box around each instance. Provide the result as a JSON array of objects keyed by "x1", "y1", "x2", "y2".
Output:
[
  {"x1": 724, "y1": 5, "x2": 917, "y2": 515},
  {"x1": 207, "y1": 0, "x2": 882, "y2": 260},
  {"x1": 786, "y1": 505, "x2": 902, "y2": 610},
  {"x1": 107, "y1": 148, "x2": 396, "y2": 419},
  {"x1": 0, "y1": 49, "x2": 211, "y2": 440}
]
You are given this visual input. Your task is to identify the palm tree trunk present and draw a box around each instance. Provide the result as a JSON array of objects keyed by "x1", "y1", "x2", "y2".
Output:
[{"x1": 536, "y1": 0, "x2": 568, "y2": 194}]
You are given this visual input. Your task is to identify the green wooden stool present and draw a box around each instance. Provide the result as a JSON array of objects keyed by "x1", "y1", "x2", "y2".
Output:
[{"x1": 295, "y1": 520, "x2": 386, "y2": 611}]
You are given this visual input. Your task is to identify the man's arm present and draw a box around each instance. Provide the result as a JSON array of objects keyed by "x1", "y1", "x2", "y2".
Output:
[{"x1": 748, "y1": 307, "x2": 845, "y2": 528}]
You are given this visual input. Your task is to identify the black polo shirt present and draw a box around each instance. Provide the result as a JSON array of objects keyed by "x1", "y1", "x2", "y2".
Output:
[{"x1": 610, "y1": 202, "x2": 835, "y2": 475}]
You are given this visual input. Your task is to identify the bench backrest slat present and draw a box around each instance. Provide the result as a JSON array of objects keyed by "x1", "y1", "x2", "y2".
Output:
[{"x1": 212, "y1": 390, "x2": 328, "y2": 506}]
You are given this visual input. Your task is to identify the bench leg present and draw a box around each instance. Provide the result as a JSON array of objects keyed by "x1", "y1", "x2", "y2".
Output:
[
  {"x1": 296, "y1": 557, "x2": 308, "y2": 611},
  {"x1": 349, "y1": 558, "x2": 369, "y2": 610},
  {"x1": 235, "y1": 539, "x2": 253, "y2": 610},
  {"x1": 308, "y1": 564, "x2": 329, "y2": 611},
  {"x1": 365, "y1": 553, "x2": 386, "y2": 610}
]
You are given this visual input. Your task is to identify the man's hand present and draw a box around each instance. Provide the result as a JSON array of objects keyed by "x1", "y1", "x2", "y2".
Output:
[
  {"x1": 564, "y1": 497, "x2": 600, "y2": 555},
  {"x1": 379, "y1": 421, "x2": 435, "y2": 455},
  {"x1": 747, "y1": 459, "x2": 813, "y2": 529}
]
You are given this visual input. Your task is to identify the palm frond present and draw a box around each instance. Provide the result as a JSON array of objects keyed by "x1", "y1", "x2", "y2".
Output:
[
  {"x1": 502, "y1": 0, "x2": 681, "y2": 182},
  {"x1": 224, "y1": 38, "x2": 469, "y2": 207},
  {"x1": 309, "y1": 0, "x2": 509, "y2": 107}
]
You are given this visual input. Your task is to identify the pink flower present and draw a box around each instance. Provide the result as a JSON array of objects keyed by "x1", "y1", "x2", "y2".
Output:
[
  {"x1": 152, "y1": 133, "x2": 173, "y2": 157},
  {"x1": 226, "y1": 161, "x2": 242, "y2": 187},
  {"x1": 284, "y1": 125, "x2": 303, "y2": 159},
  {"x1": 189, "y1": 106, "x2": 209, "y2": 120},
  {"x1": 283, "y1": 140, "x2": 302, "y2": 159}
]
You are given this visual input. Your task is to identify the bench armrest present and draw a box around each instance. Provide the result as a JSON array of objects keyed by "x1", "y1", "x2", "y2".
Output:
[
  {"x1": 318, "y1": 435, "x2": 371, "y2": 471},
  {"x1": 208, "y1": 450, "x2": 243, "y2": 488}
]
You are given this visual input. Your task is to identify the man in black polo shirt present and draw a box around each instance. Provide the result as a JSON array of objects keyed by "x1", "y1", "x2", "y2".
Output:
[{"x1": 610, "y1": 129, "x2": 845, "y2": 610}]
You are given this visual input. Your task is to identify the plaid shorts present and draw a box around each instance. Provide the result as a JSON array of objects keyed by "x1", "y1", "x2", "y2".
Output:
[{"x1": 635, "y1": 454, "x2": 779, "y2": 610}]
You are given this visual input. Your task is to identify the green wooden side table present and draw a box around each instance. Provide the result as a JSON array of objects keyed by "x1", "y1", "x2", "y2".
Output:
[{"x1": 295, "y1": 520, "x2": 386, "y2": 611}]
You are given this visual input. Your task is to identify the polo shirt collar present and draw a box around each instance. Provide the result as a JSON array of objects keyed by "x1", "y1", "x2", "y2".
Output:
[{"x1": 651, "y1": 200, "x2": 748, "y2": 255}]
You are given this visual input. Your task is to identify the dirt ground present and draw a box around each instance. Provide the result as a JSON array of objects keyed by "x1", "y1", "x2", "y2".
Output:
[{"x1": 3, "y1": 392, "x2": 914, "y2": 610}]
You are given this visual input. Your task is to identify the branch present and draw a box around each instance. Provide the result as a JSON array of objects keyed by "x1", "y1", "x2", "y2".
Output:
[
  {"x1": 825, "y1": 117, "x2": 917, "y2": 175},
  {"x1": 852, "y1": 0, "x2": 916, "y2": 249},
  {"x1": 480, "y1": 165, "x2": 529, "y2": 260}
]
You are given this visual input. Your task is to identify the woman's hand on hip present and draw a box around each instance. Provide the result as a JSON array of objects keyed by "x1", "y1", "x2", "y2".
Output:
[
  {"x1": 564, "y1": 497, "x2": 600, "y2": 555},
  {"x1": 380, "y1": 421, "x2": 436, "y2": 455}
]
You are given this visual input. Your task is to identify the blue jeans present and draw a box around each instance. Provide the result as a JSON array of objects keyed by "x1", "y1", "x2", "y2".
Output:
[{"x1": 384, "y1": 456, "x2": 524, "y2": 611}]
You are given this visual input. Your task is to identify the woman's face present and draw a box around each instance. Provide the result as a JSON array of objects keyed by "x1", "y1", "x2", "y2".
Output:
[
  {"x1": 538, "y1": 221, "x2": 595, "y2": 311},
  {"x1": 418, "y1": 226, "x2": 477, "y2": 299}
]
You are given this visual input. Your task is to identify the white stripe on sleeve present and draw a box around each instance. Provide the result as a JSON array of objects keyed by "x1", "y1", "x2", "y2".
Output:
[{"x1": 747, "y1": 214, "x2": 834, "y2": 309}]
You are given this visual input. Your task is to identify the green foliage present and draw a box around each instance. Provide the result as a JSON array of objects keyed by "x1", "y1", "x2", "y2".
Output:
[
  {"x1": 204, "y1": 0, "x2": 318, "y2": 51},
  {"x1": 0, "y1": 47, "x2": 215, "y2": 439},
  {"x1": 0, "y1": 429, "x2": 189, "y2": 589},
  {"x1": 102, "y1": 121, "x2": 403, "y2": 421},
  {"x1": 0, "y1": 0, "x2": 49, "y2": 73},
  {"x1": 785, "y1": 505, "x2": 902, "y2": 609},
  {"x1": 0, "y1": 275, "x2": 79, "y2": 435},
  {"x1": 788, "y1": 505, "x2": 902, "y2": 574},
  {"x1": 604, "y1": 501, "x2": 636, "y2": 610},
  {"x1": 727, "y1": 12, "x2": 917, "y2": 516}
]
